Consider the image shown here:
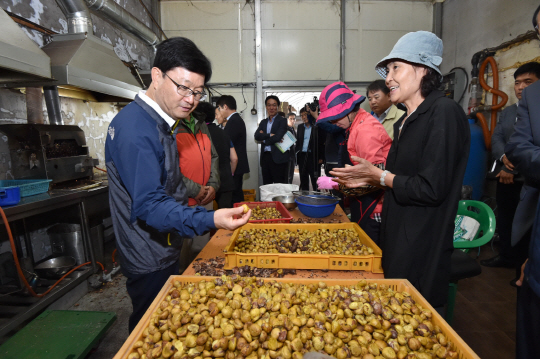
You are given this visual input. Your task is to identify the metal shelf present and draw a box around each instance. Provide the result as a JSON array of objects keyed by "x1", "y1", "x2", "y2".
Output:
[{"x1": 0, "y1": 186, "x2": 109, "y2": 339}]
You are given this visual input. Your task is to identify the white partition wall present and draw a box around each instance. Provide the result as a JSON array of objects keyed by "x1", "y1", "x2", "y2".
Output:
[{"x1": 161, "y1": 0, "x2": 432, "y2": 83}]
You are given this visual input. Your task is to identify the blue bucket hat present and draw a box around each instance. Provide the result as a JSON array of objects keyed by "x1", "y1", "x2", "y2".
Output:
[{"x1": 375, "y1": 31, "x2": 443, "y2": 78}]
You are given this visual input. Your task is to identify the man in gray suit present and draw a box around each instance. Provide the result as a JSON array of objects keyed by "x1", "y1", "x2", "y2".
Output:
[
  {"x1": 505, "y1": 7, "x2": 540, "y2": 357},
  {"x1": 482, "y1": 62, "x2": 540, "y2": 279}
]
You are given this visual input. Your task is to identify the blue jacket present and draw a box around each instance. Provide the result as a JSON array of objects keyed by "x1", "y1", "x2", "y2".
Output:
[
  {"x1": 506, "y1": 80, "x2": 540, "y2": 296},
  {"x1": 105, "y1": 96, "x2": 215, "y2": 274}
]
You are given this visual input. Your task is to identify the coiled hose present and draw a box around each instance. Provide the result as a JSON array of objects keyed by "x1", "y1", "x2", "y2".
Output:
[{"x1": 476, "y1": 56, "x2": 508, "y2": 150}]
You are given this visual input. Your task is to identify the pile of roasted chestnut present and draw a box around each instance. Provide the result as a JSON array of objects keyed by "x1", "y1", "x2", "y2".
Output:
[
  {"x1": 232, "y1": 228, "x2": 374, "y2": 256},
  {"x1": 249, "y1": 206, "x2": 283, "y2": 220},
  {"x1": 127, "y1": 276, "x2": 458, "y2": 359}
]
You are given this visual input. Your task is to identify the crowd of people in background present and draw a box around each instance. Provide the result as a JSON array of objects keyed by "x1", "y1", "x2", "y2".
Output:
[{"x1": 200, "y1": 76, "x2": 408, "y2": 199}]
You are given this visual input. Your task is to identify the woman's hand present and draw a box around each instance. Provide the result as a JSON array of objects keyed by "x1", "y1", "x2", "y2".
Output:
[{"x1": 329, "y1": 156, "x2": 383, "y2": 188}]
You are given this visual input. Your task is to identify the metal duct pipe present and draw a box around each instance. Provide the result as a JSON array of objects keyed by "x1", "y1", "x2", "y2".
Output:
[
  {"x1": 432, "y1": 1, "x2": 443, "y2": 38},
  {"x1": 55, "y1": 0, "x2": 93, "y2": 34},
  {"x1": 26, "y1": 88, "x2": 44, "y2": 124},
  {"x1": 85, "y1": 0, "x2": 159, "y2": 46},
  {"x1": 44, "y1": 86, "x2": 64, "y2": 125},
  {"x1": 339, "y1": 0, "x2": 346, "y2": 81}
]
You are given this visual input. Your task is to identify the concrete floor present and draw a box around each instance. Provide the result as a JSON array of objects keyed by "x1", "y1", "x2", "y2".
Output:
[{"x1": 71, "y1": 273, "x2": 131, "y2": 359}]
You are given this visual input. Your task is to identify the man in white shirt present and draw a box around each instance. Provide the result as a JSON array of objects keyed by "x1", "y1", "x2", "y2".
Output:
[{"x1": 105, "y1": 37, "x2": 250, "y2": 332}]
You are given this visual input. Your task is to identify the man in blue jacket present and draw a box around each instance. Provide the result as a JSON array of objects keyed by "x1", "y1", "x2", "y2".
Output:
[
  {"x1": 505, "y1": 5, "x2": 540, "y2": 357},
  {"x1": 105, "y1": 37, "x2": 250, "y2": 332}
]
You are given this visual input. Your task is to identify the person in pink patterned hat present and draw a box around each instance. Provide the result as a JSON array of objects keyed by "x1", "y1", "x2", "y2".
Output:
[{"x1": 316, "y1": 81, "x2": 392, "y2": 244}]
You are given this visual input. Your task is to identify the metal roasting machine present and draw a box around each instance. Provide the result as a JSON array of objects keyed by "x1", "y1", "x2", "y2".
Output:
[{"x1": 0, "y1": 124, "x2": 99, "y2": 186}]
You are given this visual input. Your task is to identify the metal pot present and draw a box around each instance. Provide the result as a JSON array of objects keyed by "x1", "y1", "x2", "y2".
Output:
[
  {"x1": 272, "y1": 195, "x2": 297, "y2": 210},
  {"x1": 34, "y1": 256, "x2": 76, "y2": 279}
]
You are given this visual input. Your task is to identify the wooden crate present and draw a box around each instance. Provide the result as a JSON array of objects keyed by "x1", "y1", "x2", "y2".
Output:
[
  {"x1": 233, "y1": 201, "x2": 293, "y2": 223},
  {"x1": 224, "y1": 223, "x2": 383, "y2": 273},
  {"x1": 114, "y1": 276, "x2": 480, "y2": 359}
]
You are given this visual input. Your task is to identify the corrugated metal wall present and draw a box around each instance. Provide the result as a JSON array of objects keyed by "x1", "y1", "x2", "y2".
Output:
[{"x1": 161, "y1": 0, "x2": 433, "y2": 83}]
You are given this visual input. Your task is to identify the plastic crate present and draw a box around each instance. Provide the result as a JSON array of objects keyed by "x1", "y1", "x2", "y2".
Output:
[
  {"x1": 114, "y1": 276, "x2": 480, "y2": 359},
  {"x1": 243, "y1": 193, "x2": 256, "y2": 202},
  {"x1": 0, "y1": 186, "x2": 20, "y2": 206},
  {"x1": 224, "y1": 222, "x2": 383, "y2": 273},
  {"x1": 233, "y1": 201, "x2": 293, "y2": 223},
  {"x1": 0, "y1": 179, "x2": 52, "y2": 197},
  {"x1": 243, "y1": 189, "x2": 256, "y2": 195}
]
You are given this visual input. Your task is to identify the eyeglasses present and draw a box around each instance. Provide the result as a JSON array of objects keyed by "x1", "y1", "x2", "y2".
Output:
[{"x1": 165, "y1": 73, "x2": 207, "y2": 101}]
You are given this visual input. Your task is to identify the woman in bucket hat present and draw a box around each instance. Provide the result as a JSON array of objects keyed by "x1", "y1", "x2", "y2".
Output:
[
  {"x1": 316, "y1": 81, "x2": 392, "y2": 244},
  {"x1": 331, "y1": 31, "x2": 471, "y2": 312}
]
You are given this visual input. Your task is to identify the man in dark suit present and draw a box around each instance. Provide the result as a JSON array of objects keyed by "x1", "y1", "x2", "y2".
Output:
[
  {"x1": 296, "y1": 108, "x2": 324, "y2": 190},
  {"x1": 506, "y1": 7, "x2": 540, "y2": 357},
  {"x1": 286, "y1": 112, "x2": 297, "y2": 184},
  {"x1": 255, "y1": 95, "x2": 290, "y2": 184},
  {"x1": 482, "y1": 62, "x2": 540, "y2": 280},
  {"x1": 217, "y1": 95, "x2": 250, "y2": 204}
]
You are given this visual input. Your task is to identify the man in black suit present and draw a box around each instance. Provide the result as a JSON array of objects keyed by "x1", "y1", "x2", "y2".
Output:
[
  {"x1": 286, "y1": 112, "x2": 297, "y2": 184},
  {"x1": 296, "y1": 108, "x2": 324, "y2": 190},
  {"x1": 217, "y1": 95, "x2": 250, "y2": 204},
  {"x1": 481, "y1": 62, "x2": 540, "y2": 280},
  {"x1": 255, "y1": 95, "x2": 290, "y2": 184}
]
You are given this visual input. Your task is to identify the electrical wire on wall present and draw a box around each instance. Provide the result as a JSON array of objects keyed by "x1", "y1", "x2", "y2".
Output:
[
  {"x1": 206, "y1": 86, "x2": 224, "y2": 102},
  {"x1": 240, "y1": 85, "x2": 248, "y2": 114},
  {"x1": 251, "y1": 87, "x2": 257, "y2": 115},
  {"x1": 448, "y1": 67, "x2": 469, "y2": 105}
]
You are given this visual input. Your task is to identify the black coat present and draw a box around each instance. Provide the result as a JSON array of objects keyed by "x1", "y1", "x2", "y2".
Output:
[
  {"x1": 254, "y1": 115, "x2": 290, "y2": 164},
  {"x1": 224, "y1": 113, "x2": 250, "y2": 175},
  {"x1": 492, "y1": 104, "x2": 521, "y2": 177},
  {"x1": 380, "y1": 91, "x2": 470, "y2": 308},
  {"x1": 207, "y1": 123, "x2": 235, "y2": 193},
  {"x1": 296, "y1": 123, "x2": 324, "y2": 161}
]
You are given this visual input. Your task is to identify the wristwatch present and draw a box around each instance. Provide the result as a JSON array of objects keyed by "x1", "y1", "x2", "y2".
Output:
[{"x1": 380, "y1": 170, "x2": 391, "y2": 187}]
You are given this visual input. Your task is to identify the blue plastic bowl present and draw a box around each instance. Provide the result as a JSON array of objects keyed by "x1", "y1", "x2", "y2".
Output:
[{"x1": 295, "y1": 199, "x2": 337, "y2": 218}]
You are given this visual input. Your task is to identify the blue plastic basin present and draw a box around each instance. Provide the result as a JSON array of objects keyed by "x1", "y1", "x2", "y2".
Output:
[{"x1": 295, "y1": 199, "x2": 337, "y2": 218}]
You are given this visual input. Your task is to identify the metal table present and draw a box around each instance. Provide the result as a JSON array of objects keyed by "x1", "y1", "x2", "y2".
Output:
[{"x1": 0, "y1": 185, "x2": 109, "y2": 338}]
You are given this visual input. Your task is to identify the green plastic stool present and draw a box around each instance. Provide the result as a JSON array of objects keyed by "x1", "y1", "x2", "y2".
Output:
[{"x1": 446, "y1": 200, "x2": 496, "y2": 324}]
